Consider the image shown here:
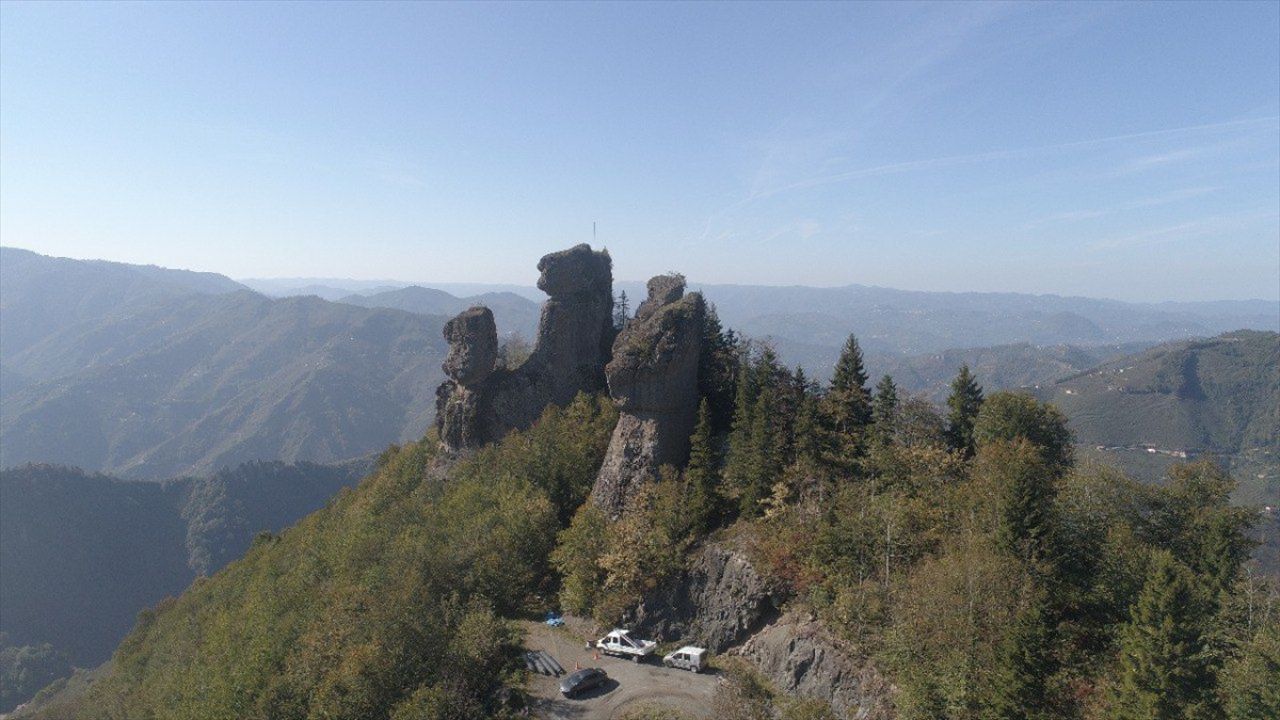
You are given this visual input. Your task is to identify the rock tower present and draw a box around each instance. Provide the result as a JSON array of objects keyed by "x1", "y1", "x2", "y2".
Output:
[
  {"x1": 591, "y1": 274, "x2": 705, "y2": 516},
  {"x1": 436, "y1": 244, "x2": 614, "y2": 451}
]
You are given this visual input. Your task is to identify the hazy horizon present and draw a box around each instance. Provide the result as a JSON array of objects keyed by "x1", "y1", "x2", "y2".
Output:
[
  {"x1": 2, "y1": 2, "x2": 1278, "y2": 302},
  {"x1": 6, "y1": 243, "x2": 1279, "y2": 307}
]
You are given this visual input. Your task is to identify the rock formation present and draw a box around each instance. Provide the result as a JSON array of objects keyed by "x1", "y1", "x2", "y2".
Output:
[
  {"x1": 591, "y1": 274, "x2": 705, "y2": 516},
  {"x1": 436, "y1": 244, "x2": 613, "y2": 451},
  {"x1": 733, "y1": 612, "x2": 893, "y2": 719},
  {"x1": 629, "y1": 542, "x2": 779, "y2": 653}
]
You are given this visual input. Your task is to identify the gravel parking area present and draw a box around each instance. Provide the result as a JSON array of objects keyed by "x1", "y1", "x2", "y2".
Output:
[{"x1": 522, "y1": 620, "x2": 718, "y2": 719}]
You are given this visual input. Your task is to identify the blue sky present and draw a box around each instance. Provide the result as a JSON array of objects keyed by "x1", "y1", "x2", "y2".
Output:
[{"x1": 1, "y1": 1, "x2": 1277, "y2": 301}]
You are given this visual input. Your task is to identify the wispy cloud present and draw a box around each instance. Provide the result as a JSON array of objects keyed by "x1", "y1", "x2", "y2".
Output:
[
  {"x1": 759, "y1": 117, "x2": 1275, "y2": 201},
  {"x1": 1026, "y1": 186, "x2": 1219, "y2": 229},
  {"x1": 1088, "y1": 210, "x2": 1280, "y2": 250},
  {"x1": 701, "y1": 115, "x2": 1277, "y2": 243}
]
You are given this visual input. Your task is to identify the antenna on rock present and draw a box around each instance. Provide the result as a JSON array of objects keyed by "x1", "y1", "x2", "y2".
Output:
[{"x1": 593, "y1": 221, "x2": 597, "y2": 244}]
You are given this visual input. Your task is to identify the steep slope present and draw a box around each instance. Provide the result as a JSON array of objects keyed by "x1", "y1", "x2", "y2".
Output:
[
  {"x1": 0, "y1": 461, "x2": 366, "y2": 673},
  {"x1": 27, "y1": 397, "x2": 616, "y2": 720},
  {"x1": 338, "y1": 285, "x2": 541, "y2": 340},
  {"x1": 0, "y1": 290, "x2": 449, "y2": 479}
]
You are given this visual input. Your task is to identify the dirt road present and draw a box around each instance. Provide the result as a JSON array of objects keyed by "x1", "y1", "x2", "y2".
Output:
[{"x1": 521, "y1": 620, "x2": 718, "y2": 719}]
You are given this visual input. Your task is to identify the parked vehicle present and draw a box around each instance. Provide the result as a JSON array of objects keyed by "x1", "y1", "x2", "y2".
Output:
[
  {"x1": 595, "y1": 629, "x2": 657, "y2": 661},
  {"x1": 662, "y1": 646, "x2": 708, "y2": 672},
  {"x1": 545, "y1": 611, "x2": 565, "y2": 627},
  {"x1": 559, "y1": 667, "x2": 608, "y2": 698}
]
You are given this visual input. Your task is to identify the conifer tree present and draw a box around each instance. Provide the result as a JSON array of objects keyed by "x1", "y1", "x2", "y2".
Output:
[
  {"x1": 989, "y1": 440, "x2": 1057, "y2": 565},
  {"x1": 1109, "y1": 551, "x2": 1216, "y2": 720},
  {"x1": 946, "y1": 365, "x2": 984, "y2": 457},
  {"x1": 828, "y1": 334, "x2": 872, "y2": 430},
  {"x1": 820, "y1": 335, "x2": 873, "y2": 474},
  {"x1": 724, "y1": 359, "x2": 759, "y2": 494},
  {"x1": 685, "y1": 399, "x2": 719, "y2": 533},
  {"x1": 612, "y1": 291, "x2": 630, "y2": 330},
  {"x1": 741, "y1": 385, "x2": 781, "y2": 517},
  {"x1": 793, "y1": 389, "x2": 825, "y2": 472},
  {"x1": 986, "y1": 591, "x2": 1056, "y2": 720},
  {"x1": 697, "y1": 303, "x2": 740, "y2": 433},
  {"x1": 872, "y1": 374, "x2": 899, "y2": 444}
]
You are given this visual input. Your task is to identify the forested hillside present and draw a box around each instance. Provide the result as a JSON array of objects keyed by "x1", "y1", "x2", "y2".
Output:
[
  {"x1": 0, "y1": 460, "x2": 365, "y2": 683},
  {"x1": 29, "y1": 316, "x2": 1277, "y2": 719},
  {"x1": 1, "y1": 253, "x2": 452, "y2": 478},
  {"x1": 870, "y1": 342, "x2": 1152, "y2": 403},
  {"x1": 1043, "y1": 331, "x2": 1279, "y2": 505},
  {"x1": 25, "y1": 397, "x2": 617, "y2": 720},
  {"x1": 0, "y1": 247, "x2": 245, "y2": 399}
]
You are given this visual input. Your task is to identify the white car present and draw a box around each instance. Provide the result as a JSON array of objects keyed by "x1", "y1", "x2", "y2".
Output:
[
  {"x1": 596, "y1": 629, "x2": 657, "y2": 662},
  {"x1": 662, "y1": 646, "x2": 707, "y2": 672}
]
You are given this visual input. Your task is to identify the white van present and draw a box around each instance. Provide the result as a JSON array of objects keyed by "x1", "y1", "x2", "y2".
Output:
[{"x1": 662, "y1": 646, "x2": 707, "y2": 672}]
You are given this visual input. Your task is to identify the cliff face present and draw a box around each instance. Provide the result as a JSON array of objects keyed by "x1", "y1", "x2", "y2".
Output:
[
  {"x1": 633, "y1": 541, "x2": 894, "y2": 719},
  {"x1": 591, "y1": 275, "x2": 705, "y2": 515},
  {"x1": 630, "y1": 542, "x2": 779, "y2": 653},
  {"x1": 436, "y1": 244, "x2": 614, "y2": 451},
  {"x1": 734, "y1": 612, "x2": 894, "y2": 720}
]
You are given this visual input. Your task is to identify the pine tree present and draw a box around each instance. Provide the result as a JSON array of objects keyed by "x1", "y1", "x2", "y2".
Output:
[
  {"x1": 685, "y1": 399, "x2": 719, "y2": 533},
  {"x1": 793, "y1": 388, "x2": 824, "y2": 471},
  {"x1": 986, "y1": 591, "x2": 1056, "y2": 720},
  {"x1": 612, "y1": 291, "x2": 630, "y2": 330},
  {"x1": 741, "y1": 385, "x2": 781, "y2": 517},
  {"x1": 831, "y1": 334, "x2": 870, "y2": 396},
  {"x1": 821, "y1": 335, "x2": 872, "y2": 474},
  {"x1": 945, "y1": 364, "x2": 984, "y2": 457},
  {"x1": 828, "y1": 334, "x2": 872, "y2": 428},
  {"x1": 1109, "y1": 551, "x2": 1216, "y2": 720},
  {"x1": 990, "y1": 440, "x2": 1057, "y2": 565},
  {"x1": 697, "y1": 303, "x2": 741, "y2": 433},
  {"x1": 871, "y1": 374, "x2": 899, "y2": 444},
  {"x1": 724, "y1": 358, "x2": 760, "y2": 495}
]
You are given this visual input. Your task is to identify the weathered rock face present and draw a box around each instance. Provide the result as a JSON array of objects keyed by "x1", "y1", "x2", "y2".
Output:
[
  {"x1": 442, "y1": 307, "x2": 497, "y2": 386},
  {"x1": 435, "y1": 244, "x2": 613, "y2": 451},
  {"x1": 629, "y1": 542, "x2": 779, "y2": 653},
  {"x1": 733, "y1": 612, "x2": 894, "y2": 720},
  {"x1": 591, "y1": 275, "x2": 704, "y2": 515}
]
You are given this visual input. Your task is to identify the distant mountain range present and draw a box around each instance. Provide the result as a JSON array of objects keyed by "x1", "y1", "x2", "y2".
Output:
[
  {"x1": 244, "y1": 272, "x2": 1278, "y2": 382},
  {"x1": 336, "y1": 286, "x2": 541, "y2": 340},
  {"x1": 0, "y1": 459, "x2": 366, "y2": 668},
  {"x1": 0, "y1": 249, "x2": 449, "y2": 479},
  {"x1": 5, "y1": 247, "x2": 1276, "y2": 479}
]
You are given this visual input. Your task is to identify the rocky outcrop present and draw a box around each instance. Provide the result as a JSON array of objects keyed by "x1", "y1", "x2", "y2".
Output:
[
  {"x1": 436, "y1": 244, "x2": 613, "y2": 451},
  {"x1": 442, "y1": 307, "x2": 498, "y2": 386},
  {"x1": 591, "y1": 275, "x2": 704, "y2": 515},
  {"x1": 733, "y1": 612, "x2": 894, "y2": 720},
  {"x1": 629, "y1": 542, "x2": 779, "y2": 653}
]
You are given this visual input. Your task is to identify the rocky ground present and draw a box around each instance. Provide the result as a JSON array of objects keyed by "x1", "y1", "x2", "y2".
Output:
[{"x1": 521, "y1": 619, "x2": 718, "y2": 719}]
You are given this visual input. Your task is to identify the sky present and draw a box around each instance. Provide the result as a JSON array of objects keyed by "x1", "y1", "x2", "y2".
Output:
[{"x1": 1, "y1": 1, "x2": 1277, "y2": 302}]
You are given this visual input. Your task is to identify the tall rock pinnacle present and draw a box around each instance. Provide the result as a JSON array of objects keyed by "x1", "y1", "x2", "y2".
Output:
[
  {"x1": 592, "y1": 274, "x2": 705, "y2": 516},
  {"x1": 435, "y1": 244, "x2": 614, "y2": 451}
]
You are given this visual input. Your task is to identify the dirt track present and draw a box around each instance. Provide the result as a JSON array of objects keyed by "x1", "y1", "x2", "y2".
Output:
[{"x1": 521, "y1": 620, "x2": 718, "y2": 719}]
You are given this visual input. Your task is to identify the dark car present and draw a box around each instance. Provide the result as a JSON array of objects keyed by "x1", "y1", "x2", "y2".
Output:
[{"x1": 559, "y1": 667, "x2": 608, "y2": 698}]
